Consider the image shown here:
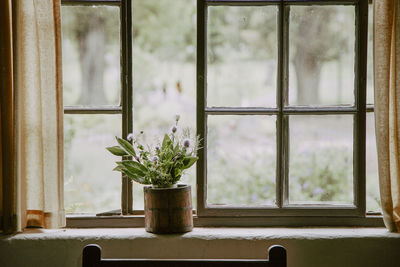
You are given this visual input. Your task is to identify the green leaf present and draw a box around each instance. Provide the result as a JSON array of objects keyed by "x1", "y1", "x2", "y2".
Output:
[
  {"x1": 174, "y1": 168, "x2": 182, "y2": 178},
  {"x1": 112, "y1": 165, "x2": 125, "y2": 172},
  {"x1": 182, "y1": 156, "x2": 198, "y2": 170},
  {"x1": 123, "y1": 160, "x2": 148, "y2": 174},
  {"x1": 116, "y1": 137, "x2": 137, "y2": 157},
  {"x1": 106, "y1": 146, "x2": 128, "y2": 156},
  {"x1": 161, "y1": 134, "x2": 171, "y2": 151},
  {"x1": 115, "y1": 163, "x2": 150, "y2": 185},
  {"x1": 117, "y1": 161, "x2": 147, "y2": 177},
  {"x1": 120, "y1": 168, "x2": 149, "y2": 184}
]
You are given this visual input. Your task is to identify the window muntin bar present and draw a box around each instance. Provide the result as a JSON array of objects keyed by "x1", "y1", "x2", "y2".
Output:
[
  {"x1": 61, "y1": 0, "x2": 121, "y2": 5},
  {"x1": 353, "y1": 0, "x2": 368, "y2": 216},
  {"x1": 205, "y1": 0, "x2": 358, "y2": 6},
  {"x1": 121, "y1": 0, "x2": 133, "y2": 214},
  {"x1": 64, "y1": 106, "x2": 122, "y2": 114}
]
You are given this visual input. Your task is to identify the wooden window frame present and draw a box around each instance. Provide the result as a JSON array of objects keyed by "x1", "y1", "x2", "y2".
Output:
[
  {"x1": 61, "y1": 0, "x2": 134, "y2": 215},
  {"x1": 196, "y1": 0, "x2": 370, "y2": 218},
  {"x1": 62, "y1": 0, "x2": 383, "y2": 227}
]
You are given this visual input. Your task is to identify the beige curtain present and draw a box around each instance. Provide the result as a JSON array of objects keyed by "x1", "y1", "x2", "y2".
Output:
[
  {"x1": 374, "y1": 0, "x2": 400, "y2": 232},
  {"x1": 1, "y1": 0, "x2": 65, "y2": 233}
]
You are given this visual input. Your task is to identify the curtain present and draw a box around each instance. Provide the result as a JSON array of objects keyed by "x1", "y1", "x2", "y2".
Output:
[
  {"x1": 1, "y1": 0, "x2": 65, "y2": 233},
  {"x1": 374, "y1": 0, "x2": 400, "y2": 232}
]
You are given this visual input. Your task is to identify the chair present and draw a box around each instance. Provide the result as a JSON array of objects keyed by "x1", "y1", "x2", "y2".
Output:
[{"x1": 82, "y1": 244, "x2": 287, "y2": 267}]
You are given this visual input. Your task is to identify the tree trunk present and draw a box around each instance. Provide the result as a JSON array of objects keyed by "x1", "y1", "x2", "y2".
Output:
[
  {"x1": 292, "y1": 7, "x2": 328, "y2": 105},
  {"x1": 293, "y1": 51, "x2": 321, "y2": 105},
  {"x1": 78, "y1": 16, "x2": 106, "y2": 105}
]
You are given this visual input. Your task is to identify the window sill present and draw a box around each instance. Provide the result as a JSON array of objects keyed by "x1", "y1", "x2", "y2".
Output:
[
  {"x1": 66, "y1": 214, "x2": 385, "y2": 228},
  {"x1": 1, "y1": 227, "x2": 399, "y2": 267}
]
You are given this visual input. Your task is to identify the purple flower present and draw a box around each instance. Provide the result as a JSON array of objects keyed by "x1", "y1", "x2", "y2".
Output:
[{"x1": 312, "y1": 187, "x2": 325, "y2": 196}]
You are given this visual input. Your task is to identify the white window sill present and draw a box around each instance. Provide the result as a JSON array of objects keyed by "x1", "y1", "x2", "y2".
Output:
[
  {"x1": 1, "y1": 227, "x2": 400, "y2": 267},
  {"x1": 66, "y1": 214, "x2": 385, "y2": 228}
]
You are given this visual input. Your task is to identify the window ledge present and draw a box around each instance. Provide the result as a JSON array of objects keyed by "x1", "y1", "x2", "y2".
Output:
[
  {"x1": 1, "y1": 227, "x2": 400, "y2": 267},
  {"x1": 66, "y1": 214, "x2": 385, "y2": 228},
  {"x1": 4, "y1": 227, "x2": 399, "y2": 240}
]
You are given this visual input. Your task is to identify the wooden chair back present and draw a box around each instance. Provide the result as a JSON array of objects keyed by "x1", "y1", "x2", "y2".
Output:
[{"x1": 82, "y1": 244, "x2": 286, "y2": 267}]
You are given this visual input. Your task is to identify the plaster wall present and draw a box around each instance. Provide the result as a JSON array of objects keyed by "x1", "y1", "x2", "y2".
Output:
[{"x1": 1, "y1": 228, "x2": 399, "y2": 267}]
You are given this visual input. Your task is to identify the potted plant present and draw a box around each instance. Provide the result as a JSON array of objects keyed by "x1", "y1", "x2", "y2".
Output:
[{"x1": 106, "y1": 115, "x2": 199, "y2": 234}]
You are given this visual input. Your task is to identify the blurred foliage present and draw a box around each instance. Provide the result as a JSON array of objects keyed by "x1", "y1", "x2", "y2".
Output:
[
  {"x1": 208, "y1": 6, "x2": 277, "y2": 63},
  {"x1": 290, "y1": 148, "x2": 353, "y2": 203},
  {"x1": 132, "y1": 0, "x2": 196, "y2": 62},
  {"x1": 208, "y1": 151, "x2": 276, "y2": 205}
]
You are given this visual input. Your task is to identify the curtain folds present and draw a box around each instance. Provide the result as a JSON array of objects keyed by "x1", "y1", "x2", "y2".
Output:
[
  {"x1": 1, "y1": 0, "x2": 65, "y2": 233},
  {"x1": 374, "y1": 0, "x2": 400, "y2": 232}
]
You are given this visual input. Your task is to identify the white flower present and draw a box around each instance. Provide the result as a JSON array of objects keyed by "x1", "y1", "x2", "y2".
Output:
[
  {"x1": 171, "y1": 126, "x2": 177, "y2": 133},
  {"x1": 152, "y1": 156, "x2": 159, "y2": 162},
  {"x1": 183, "y1": 139, "x2": 190, "y2": 148},
  {"x1": 127, "y1": 133, "x2": 134, "y2": 141},
  {"x1": 175, "y1": 114, "x2": 180, "y2": 122}
]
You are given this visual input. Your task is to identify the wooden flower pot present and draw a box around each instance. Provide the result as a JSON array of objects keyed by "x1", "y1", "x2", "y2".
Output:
[{"x1": 144, "y1": 184, "x2": 193, "y2": 234}]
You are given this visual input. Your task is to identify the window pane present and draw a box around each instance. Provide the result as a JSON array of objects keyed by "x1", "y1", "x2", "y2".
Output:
[
  {"x1": 207, "y1": 6, "x2": 278, "y2": 108},
  {"x1": 289, "y1": 115, "x2": 353, "y2": 205},
  {"x1": 131, "y1": 0, "x2": 197, "y2": 210},
  {"x1": 64, "y1": 115, "x2": 121, "y2": 214},
  {"x1": 207, "y1": 115, "x2": 276, "y2": 206},
  {"x1": 61, "y1": 6, "x2": 120, "y2": 106},
  {"x1": 366, "y1": 113, "x2": 381, "y2": 212},
  {"x1": 288, "y1": 6, "x2": 355, "y2": 106}
]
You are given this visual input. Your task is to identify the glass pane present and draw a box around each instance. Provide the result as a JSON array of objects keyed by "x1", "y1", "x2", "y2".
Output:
[
  {"x1": 64, "y1": 114, "x2": 121, "y2": 214},
  {"x1": 61, "y1": 6, "x2": 120, "y2": 106},
  {"x1": 289, "y1": 115, "x2": 353, "y2": 204},
  {"x1": 207, "y1": 116, "x2": 276, "y2": 206},
  {"x1": 366, "y1": 113, "x2": 381, "y2": 212},
  {"x1": 367, "y1": 4, "x2": 374, "y2": 105},
  {"x1": 132, "y1": 0, "x2": 197, "y2": 210},
  {"x1": 207, "y1": 6, "x2": 278, "y2": 107},
  {"x1": 288, "y1": 6, "x2": 355, "y2": 106}
]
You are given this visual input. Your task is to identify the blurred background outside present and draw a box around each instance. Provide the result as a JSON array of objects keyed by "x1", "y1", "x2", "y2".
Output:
[{"x1": 62, "y1": 1, "x2": 380, "y2": 214}]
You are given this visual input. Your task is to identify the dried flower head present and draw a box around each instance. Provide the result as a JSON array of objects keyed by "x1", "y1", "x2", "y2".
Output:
[
  {"x1": 152, "y1": 156, "x2": 159, "y2": 162},
  {"x1": 127, "y1": 133, "x2": 134, "y2": 142},
  {"x1": 171, "y1": 126, "x2": 177, "y2": 133},
  {"x1": 183, "y1": 139, "x2": 190, "y2": 148}
]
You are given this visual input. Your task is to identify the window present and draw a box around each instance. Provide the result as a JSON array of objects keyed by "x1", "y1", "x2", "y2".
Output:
[
  {"x1": 62, "y1": 0, "x2": 197, "y2": 217},
  {"x1": 62, "y1": 0, "x2": 382, "y2": 227}
]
